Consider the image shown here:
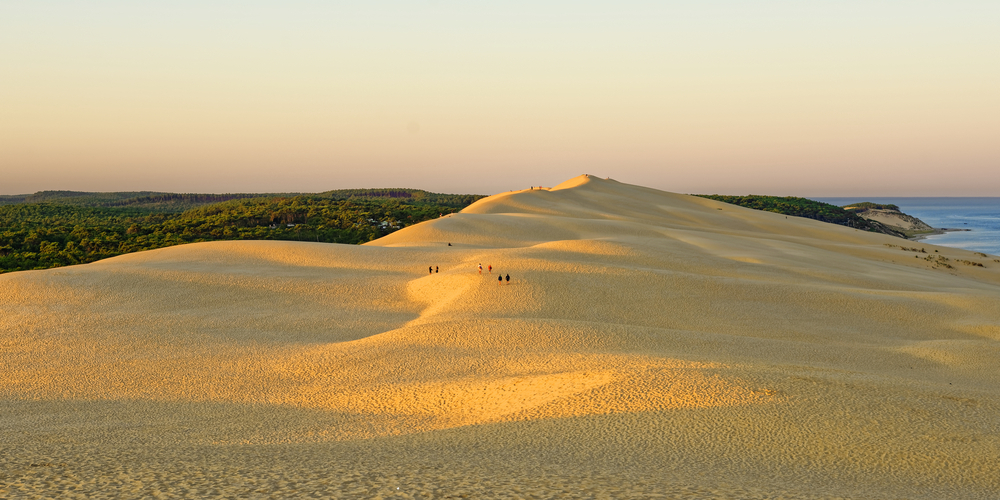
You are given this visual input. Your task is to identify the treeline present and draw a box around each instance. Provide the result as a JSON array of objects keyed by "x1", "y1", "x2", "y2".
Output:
[
  {"x1": 694, "y1": 194, "x2": 905, "y2": 236},
  {"x1": 0, "y1": 191, "x2": 164, "y2": 206},
  {"x1": 842, "y1": 202, "x2": 900, "y2": 212},
  {"x1": 1, "y1": 188, "x2": 485, "y2": 212},
  {"x1": 0, "y1": 190, "x2": 304, "y2": 212},
  {"x1": 320, "y1": 188, "x2": 484, "y2": 208},
  {"x1": 106, "y1": 193, "x2": 268, "y2": 212},
  {"x1": 0, "y1": 194, "x2": 478, "y2": 274}
]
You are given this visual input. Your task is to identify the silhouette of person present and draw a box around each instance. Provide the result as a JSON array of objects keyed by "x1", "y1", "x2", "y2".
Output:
[
  {"x1": 429, "y1": 266, "x2": 432, "y2": 274},
  {"x1": 505, "y1": 274, "x2": 510, "y2": 283},
  {"x1": 435, "y1": 266, "x2": 439, "y2": 273},
  {"x1": 498, "y1": 275, "x2": 503, "y2": 285}
]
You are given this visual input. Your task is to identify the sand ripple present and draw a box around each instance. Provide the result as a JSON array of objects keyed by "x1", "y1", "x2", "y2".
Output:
[{"x1": 4, "y1": 175, "x2": 1000, "y2": 497}]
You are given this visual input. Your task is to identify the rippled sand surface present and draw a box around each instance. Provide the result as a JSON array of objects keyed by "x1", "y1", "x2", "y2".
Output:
[{"x1": 4, "y1": 176, "x2": 1000, "y2": 498}]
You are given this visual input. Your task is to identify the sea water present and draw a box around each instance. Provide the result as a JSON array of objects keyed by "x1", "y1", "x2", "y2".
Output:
[{"x1": 818, "y1": 197, "x2": 1000, "y2": 257}]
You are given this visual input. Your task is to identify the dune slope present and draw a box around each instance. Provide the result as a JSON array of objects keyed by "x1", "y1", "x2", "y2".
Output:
[{"x1": 3, "y1": 175, "x2": 1000, "y2": 498}]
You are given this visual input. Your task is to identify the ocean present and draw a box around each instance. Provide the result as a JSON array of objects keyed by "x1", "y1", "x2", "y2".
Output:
[{"x1": 817, "y1": 197, "x2": 1000, "y2": 257}]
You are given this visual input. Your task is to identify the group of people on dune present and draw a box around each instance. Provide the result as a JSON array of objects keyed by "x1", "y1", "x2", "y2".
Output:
[
  {"x1": 478, "y1": 263, "x2": 510, "y2": 284},
  {"x1": 428, "y1": 263, "x2": 511, "y2": 284}
]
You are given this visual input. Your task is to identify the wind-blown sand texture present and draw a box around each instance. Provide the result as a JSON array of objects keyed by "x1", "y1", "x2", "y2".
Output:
[
  {"x1": 854, "y1": 208, "x2": 934, "y2": 233},
  {"x1": 3, "y1": 175, "x2": 1000, "y2": 498}
]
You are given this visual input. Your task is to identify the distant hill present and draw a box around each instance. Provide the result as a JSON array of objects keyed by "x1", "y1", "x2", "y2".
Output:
[
  {"x1": 0, "y1": 190, "x2": 285, "y2": 212},
  {"x1": 843, "y1": 202, "x2": 937, "y2": 238}
]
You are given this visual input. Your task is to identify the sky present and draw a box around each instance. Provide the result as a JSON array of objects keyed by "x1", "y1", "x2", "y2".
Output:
[{"x1": 2, "y1": 1, "x2": 998, "y2": 197}]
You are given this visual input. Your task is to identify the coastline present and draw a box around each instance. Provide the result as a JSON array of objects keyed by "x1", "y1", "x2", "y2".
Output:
[
  {"x1": 819, "y1": 197, "x2": 1000, "y2": 256},
  {"x1": 909, "y1": 227, "x2": 971, "y2": 242}
]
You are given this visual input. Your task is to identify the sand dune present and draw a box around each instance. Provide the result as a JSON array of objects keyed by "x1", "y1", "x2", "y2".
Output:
[{"x1": 3, "y1": 175, "x2": 1000, "y2": 498}]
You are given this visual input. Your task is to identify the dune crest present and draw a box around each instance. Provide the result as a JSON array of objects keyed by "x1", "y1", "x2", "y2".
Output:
[{"x1": 3, "y1": 176, "x2": 1000, "y2": 497}]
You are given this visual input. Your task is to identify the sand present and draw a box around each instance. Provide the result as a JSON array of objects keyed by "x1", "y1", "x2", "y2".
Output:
[
  {"x1": 3, "y1": 175, "x2": 1000, "y2": 498},
  {"x1": 854, "y1": 209, "x2": 933, "y2": 233}
]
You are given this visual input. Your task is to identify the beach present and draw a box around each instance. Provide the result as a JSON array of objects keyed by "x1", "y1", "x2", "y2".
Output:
[
  {"x1": 3, "y1": 175, "x2": 1000, "y2": 498},
  {"x1": 909, "y1": 227, "x2": 971, "y2": 243}
]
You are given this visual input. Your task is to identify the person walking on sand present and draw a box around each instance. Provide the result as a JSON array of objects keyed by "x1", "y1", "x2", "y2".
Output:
[
  {"x1": 498, "y1": 275, "x2": 502, "y2": 285},
  {"x1": 429, "y1": 266, "x2": 433, "y2": 274},
  {"x1": 505, "y1": 274, "x2": 510, "y2": 283},
  {"x1": 435, "y1": 266, "x2": 439, "y2": 273},
  {"x1": 478, "y1": 264, "x2": 482, "y2": 274},
  {"x1": 488, "y1": 264, "x2": 492, "y2": 274}
]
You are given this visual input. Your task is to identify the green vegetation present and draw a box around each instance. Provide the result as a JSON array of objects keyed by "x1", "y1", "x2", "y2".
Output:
[
  {"x1": 696, "y1": 195, "x2": 871, "y2": 226},
  {"x1": 694, "y1": 194, "x2": 906, "y2": 237},
  {"x1": 0, "y1": 189, "x2": 485, "y2": 274},
  {"x1": 920, "y1": 254, "x2": 955, "y2": 269},
  {"x1": 1, "y1": 190, "x2": 169, "y2": 206},
  {"x1": 842, "y1": 202, "x2": 900, "y2": 212},
  {"x1": 319, "y1": 189, "x2": 481, "y2": 208},
  {"x1": 885, "y1": 243, "x2": 927, "y2": 253},
  {"x1": 958, "y1": 259, "x2": 985, "y2": 267},
  {"x1": 0, "y1": 188, "x2": 480, "y2": 212}
]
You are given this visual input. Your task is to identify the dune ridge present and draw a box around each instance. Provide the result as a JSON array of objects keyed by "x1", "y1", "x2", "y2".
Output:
[{"x1": 3, "y1": 175, "x2": 1000, "y2": 497}]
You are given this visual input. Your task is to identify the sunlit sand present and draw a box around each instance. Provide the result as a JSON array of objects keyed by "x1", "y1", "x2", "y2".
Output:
[{"x1": 3, "y1": 175, "x2": 999, "y2": 497}]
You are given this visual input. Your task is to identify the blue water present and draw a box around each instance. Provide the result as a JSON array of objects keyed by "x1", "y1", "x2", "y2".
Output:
[{"x1": 816, "y1": 198, "x2": 1000, "y2": 257}]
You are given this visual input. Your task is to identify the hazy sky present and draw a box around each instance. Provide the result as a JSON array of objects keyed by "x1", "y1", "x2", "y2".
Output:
[{"x1": 2, "y1": 1, "x2": 998, "y2": 196}]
